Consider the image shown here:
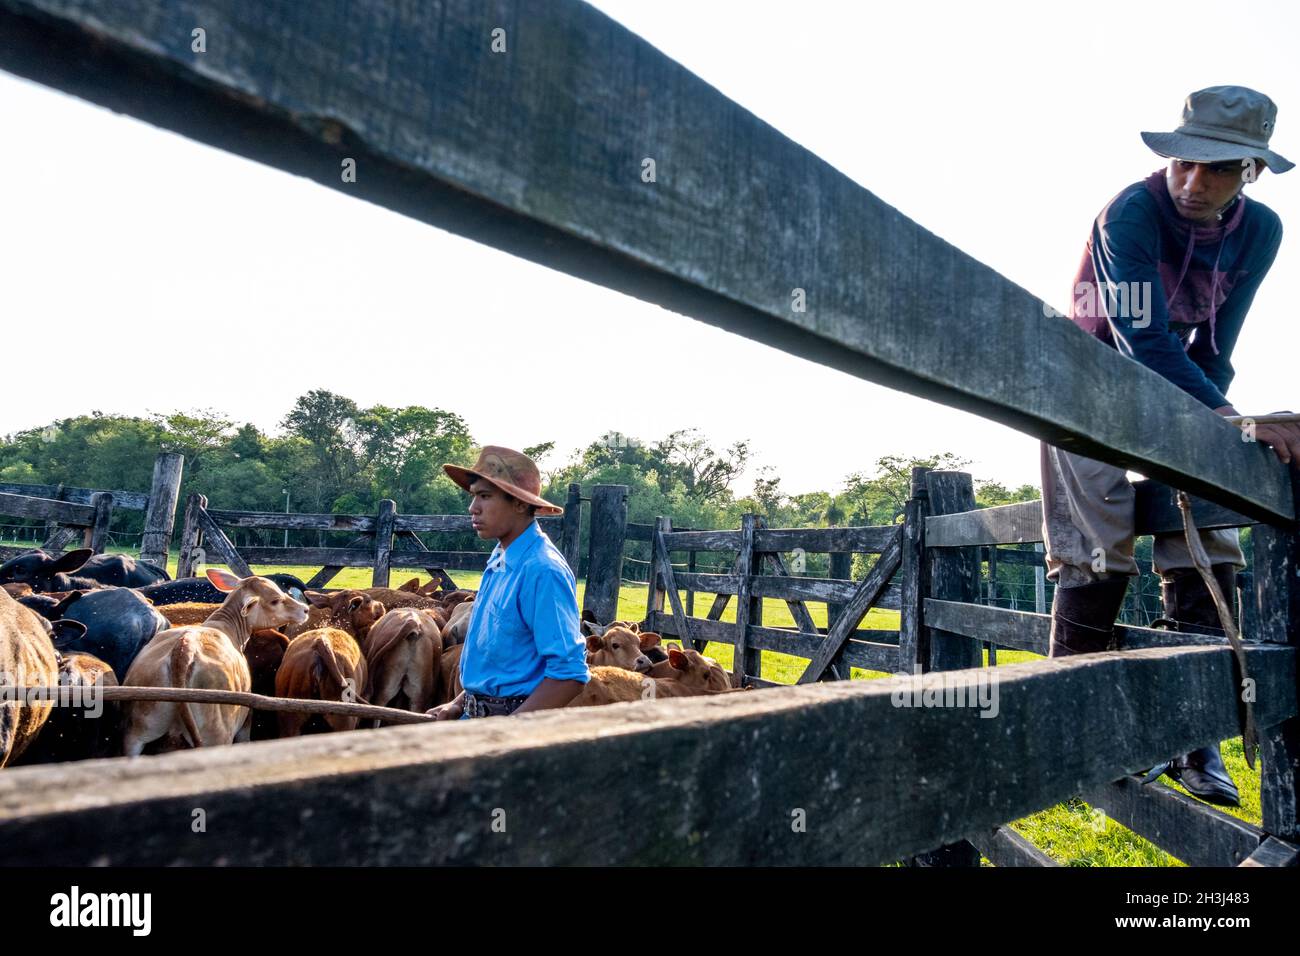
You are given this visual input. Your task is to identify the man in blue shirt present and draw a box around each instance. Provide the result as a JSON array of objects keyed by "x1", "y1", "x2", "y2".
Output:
[{"x1": 426, "y1": 446, "x2": 588, "y2": 720}]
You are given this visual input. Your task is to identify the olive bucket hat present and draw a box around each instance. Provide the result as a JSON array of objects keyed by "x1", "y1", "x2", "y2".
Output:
[
  {"x1": 442, "y1": 446, "x2": 563, "y2": 516},
  {"x1": 1142, "y1": 85, "x2": 1293, "y2": 174}
]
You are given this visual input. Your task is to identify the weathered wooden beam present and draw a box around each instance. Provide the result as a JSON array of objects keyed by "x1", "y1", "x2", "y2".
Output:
[
  {"x1": 138, "y1": 451, "x2": 184, "y2": 570},
  {"x1": 926, "y1": 473, "x2": 982, "y2": 672},
  {"x1": 924, "y1": 599, "x2": 1262, "y2": 657},
  {"x1": 0, "y1": 0, "x2": 1287, "y2": 521},
  {"x1": 195, "y1": 505, "x2": 252, "y2": 578},
  {"x1": 83, "y1": 491, "x2": 113, "y2": 553},
  {"x1": 1238, "y1": 836, "x2": 1300, "y2": 867},
  {"x1": 1, "y1": 646, "x2": 1292, "y2": 866},
  {"x1": 1080, "y1": 776, "x2": 1265, "y2": 867},
  {"x1": 0, "y1": 491, "x2": 94, "y2": 526},
  {"x1": 967, "y1": 826, "x2": 1059, "y2": 867},
  {"x1": 926, "y1": 480, "x2": 1259, "y2": 549},
  {"x1": 0, "y1": 482, "x2": 149, "y2": 511},
  {"x1": 371, "y1": 498, "x2": 397, "y2": 588},
  {"x1": 898, "y1": 468, "x2": 930, "y2": 674},
  {"x1": 583, "y1": 485, "x2": 628, "y2": 627},
  {"x1": 204, "y1": 509, "x2": 377, "y2": 532}
]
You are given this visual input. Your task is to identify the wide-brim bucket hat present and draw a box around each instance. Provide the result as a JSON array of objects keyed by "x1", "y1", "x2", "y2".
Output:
[
  {"x1": 443, "y1": 445, "x2": 563, "y2": 516},
  {"x1": 1141, "y1": 85, "x2": 1293, "y2": 173}
]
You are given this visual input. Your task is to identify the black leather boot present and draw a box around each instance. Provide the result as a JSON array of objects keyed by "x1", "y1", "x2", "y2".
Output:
[
  {"x1": 1149, "y1": 564, "x2": 1241, "y2": 807},
  {"x1": 1047, "y1": 576, "x2": 1130, "y2": 657}
]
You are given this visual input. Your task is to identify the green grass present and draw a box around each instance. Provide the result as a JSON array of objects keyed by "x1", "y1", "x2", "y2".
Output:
[{"x1": 106, "y1": 547, "x2": 1258, "y2": 867}]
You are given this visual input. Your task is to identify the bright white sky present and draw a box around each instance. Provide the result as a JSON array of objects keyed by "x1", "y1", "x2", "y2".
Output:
[{"x1": 1, "y1": 0, "x2": 1296, "y2": 498}]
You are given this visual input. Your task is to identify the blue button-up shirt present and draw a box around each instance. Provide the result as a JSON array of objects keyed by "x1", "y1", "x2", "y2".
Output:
[{"x1": 459, "y1": 520, "x2": 589, "y2": 698}]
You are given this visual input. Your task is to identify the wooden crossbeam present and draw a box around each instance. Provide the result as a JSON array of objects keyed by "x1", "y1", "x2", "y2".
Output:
[
  {"x1": 1, "y1": 645, "x2": 1293, "y2": 866},
  {"x1": 0, "y1": 0, "x2": 1290, "y2": 522}
]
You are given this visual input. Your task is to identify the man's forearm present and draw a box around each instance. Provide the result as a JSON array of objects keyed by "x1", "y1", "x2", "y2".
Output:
[{"x1": 514, "y1": 677, "x2": 584, "y2": 713}]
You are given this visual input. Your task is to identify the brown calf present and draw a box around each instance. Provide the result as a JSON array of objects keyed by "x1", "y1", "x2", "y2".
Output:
[
  {"x1": 566, "y1": 648, "x2": 733, "y2": 707},
  {"x1": 120, "y1": 570, "x2": 310, "y2": 756},
  {"x1": 275, "y1": 628, "x2": 368, "y2": 736},
  {"x1": 0, "y1": 588, "x2": 59, "y2": 766},
  {"x1": 362, "y1": 608, "x2": 441, "y2": 717},
  {"x1": 287, "y1": 590, "x2": 386, "y2": 643}
]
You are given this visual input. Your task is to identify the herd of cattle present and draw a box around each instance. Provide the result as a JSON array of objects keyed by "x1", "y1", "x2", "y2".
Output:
[{"x1": 0, "y1": 548, "x2": 740, "y2": 768}]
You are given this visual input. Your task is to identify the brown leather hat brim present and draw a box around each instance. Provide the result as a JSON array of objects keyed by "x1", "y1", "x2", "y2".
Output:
[{"x1": 442, "y1": 464, "x2": 564, "y2": 516}]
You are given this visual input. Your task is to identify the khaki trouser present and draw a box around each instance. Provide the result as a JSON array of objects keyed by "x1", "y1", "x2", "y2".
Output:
[{"x1": 1040, "y1": 442, "x2": 1245, "y2": 589}]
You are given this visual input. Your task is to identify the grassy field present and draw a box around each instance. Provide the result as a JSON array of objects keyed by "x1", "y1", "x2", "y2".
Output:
[{"x1": 133, "y1": 550, "x2": 1258, "y2": 866}]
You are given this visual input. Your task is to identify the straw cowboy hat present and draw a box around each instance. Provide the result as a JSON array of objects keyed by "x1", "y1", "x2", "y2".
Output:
[
  {"x1": 1142, "y1": 85, "x2": 1293, "y2": 174},
  {"x1": 442, "y1": 446, "x2": 563, "y2": 516}
]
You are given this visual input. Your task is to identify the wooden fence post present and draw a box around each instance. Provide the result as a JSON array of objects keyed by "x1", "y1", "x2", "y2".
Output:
[
  {"x1": 898, "y1": 466, "x2": 931, "y2": 674},
  {"x1": 583, "y1": 484, "x2": 628, "y2": 625},
  {"x1": 139, "y1": 451, "x2": 184, "y2": 572},
  {"x1": 642, "y1": 515, "x2": 668, "y2": 630},
  {"x1": 176, "y1": 493, "x2": 205, "y2": 578},
  {"x1": 372, "y1": 499, "x2": 397, "y2": 588},
  {"x1": 1255, "y1": 474, "x2": 1300, "y2": 844},
  {"x1": 84, "y1": 492, "x2": 113, "y2": 553},
  {"x1": 827, "y1": 551, "x2": 852, "y2": 630},
  {"x1": 926, "y1": 471, "x2": 983, "y2": 672},
  {"x1": 731, "y1": 513, "x2": 761, "y2": 687},
  {"x1": 911, "y1": 470, "x2": 982, "y2": 867},
  {"x1": 561, "y1": 483, "x2": 583, "y2": 573}
]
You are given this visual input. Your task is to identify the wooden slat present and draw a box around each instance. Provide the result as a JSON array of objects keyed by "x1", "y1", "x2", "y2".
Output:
[
  {"x1": 1, "y1": 645, "x2": 1293, "y2": 866},
  {"x1": 0, "y1": 491, "x2": 94, "y2": 525},
  {"x1": 754, "y1": 526, "x2": 898, "y2": 554},
  {"x1": 1081, "y1": 777, "x2": 1265, "y2": 868},
  {"x1": 0, "y1": 482, "x2": 148, "y2": 510},
  {"x1": 1238, "y1": 836, "x2": 1300, "y2": 867},
  {"x1": 653, "y1": 524, "x2": 698, "y2": 655},
  {"x1": 196, "y1": 505, "x2": 252, "y2": 578},
  {"x1": 2, "y1": 0, "x2": 1290, "y2": 521},
  {"x1": 205, "y1": 509, "x2": 377, "y2": 531},
  {"x1": 926, "y1": 480, "x2": 1260, "y2": 549},
  {"x1": 730, "y1": 515, "x2": 759, "y2": 687},
  {"x1": 923, "y1": 599, "x2": 1258, "y2": 657},
  {"x1": 968, "y1": 827, "x2": 1059, "y2": 867}
]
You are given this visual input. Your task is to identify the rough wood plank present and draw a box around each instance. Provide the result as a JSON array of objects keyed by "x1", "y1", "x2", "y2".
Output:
[
  {"x1": 1081, "y1": 776, "x2": 1265, "y2": 867},
  {"x1": 196, "y1": 505, "x2": 253, "y2": 578},
  {"x1": 583, "y1": 485, "x2": 628, "y2": 627},
  {"x1": 305, "y1": 565, "x2": 344, "y2": 589},
  {"x1": 204, "y1": 509, "x2": 377, "y2": 532},
  {"x1": 175, "y1": 493, "x2": 205, "y2": 579},
  {"x1": 0, "y1": 491, "x2": 95, "y2": 526},
  {"x1": 83, "y1": 491, "x2": 112, "y2": 553},
  {"x1": 1238, "y1": 836, "x2": 1300, "y2": 867},
  {"x1": 926, "y1": 481, "x2": 1259, "y2": 549},
  {"x1": 371, "y1": 499, "x2": 397, "y2": 588},
  {"x1": 2, "y1": 0, "x2": 1290, "y2": 521},
  {"x1": 968, "y1": 827, "x2": 1060, "y2": 867},
  {"x1": 38, "y1": 525, "x2": 80, "y2": 554},
  {"x1": 762, "y1": 550, "x2": 819, "y2": 639},
  {"x1": 0, "y1": 482, "x2": 148, "y2": 510},
  {"x1": 898, "y1": 467, "x2": 930, "y2": 674},
  {"x1": 924, "y1": 599, "x2": 1261, "y2": 657},
  {"x1": 926, "y1": 472, "x2": 982, "y2": 672},
  {"x1": 1, "y1": 645, "x2": 1293, "y2": 866},
  {"x1": 731, "y1": 515, "x2": 760, "y2": 687},
  {"x1": 560, "y1": 483, "x2": 583, "y2": 572},
  {"x1": 139, "y1": 451, "x2": 184, "y2": 569}
]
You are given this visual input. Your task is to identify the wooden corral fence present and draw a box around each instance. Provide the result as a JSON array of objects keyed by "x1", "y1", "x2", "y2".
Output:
[
  {"x1": 0, "y1": 0, "x2": 1296, "y2": 869},
  {"x1": 0, "y1": 452, "x2": 184, "y2": 567},
  {"x1": 173, "y1": 483, "x2": 631, "y2": 621}
]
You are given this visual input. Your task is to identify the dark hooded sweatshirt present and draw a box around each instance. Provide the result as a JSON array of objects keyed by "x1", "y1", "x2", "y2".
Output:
[{"x1": 1069, "y1": 169, "x2": 1282, "y2": 409}]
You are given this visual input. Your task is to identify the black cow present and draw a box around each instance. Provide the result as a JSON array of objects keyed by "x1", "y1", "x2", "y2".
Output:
[
  {"x1": 138, "y1": 572, "x2": 309, "y2": 606},
  {"x1": 47, "y1": 587, "x2": 169, "y2": 682},
  {"x1": 0, "y1": 549, "x2": 170, "y2": 592}
]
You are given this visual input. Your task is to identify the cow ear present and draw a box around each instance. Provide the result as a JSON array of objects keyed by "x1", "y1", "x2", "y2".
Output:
[
  {"x1": 51, "y1": 549, "x2": 93, "y2": 574},
  {"x1": 668, "y1": 648, "x2": 688, "y2": 670},
  {"x1": 585, "y1": 634, "x2": 604, "y2": 653},
  {"x1": 399, "y1": 577, "x2": 420, "y2": 592},
  {"x1": 639, "y1": 631, "x2": 662, "y2": 650},
  {"x1": 348, "y1": 596, "x2": 365, "y2": 612},
  {"x1": 628, "y1": 622, "x2": 640, "y2": 633},
  {"x1": 304, "y1": 591, "x2": 331, "y2": 607},
  {"x1": 52, "y1": 619, "x2": 87, "y2": 643},
  {"x1": 206, "y1": 568, "x2": 242, "y2": 592},
  {"x1": 239, "y1": 595, "x2": 260, "y2": 618},
  {"x1": 580, "y1": 608, "x2": 598, "y2": 625}
]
